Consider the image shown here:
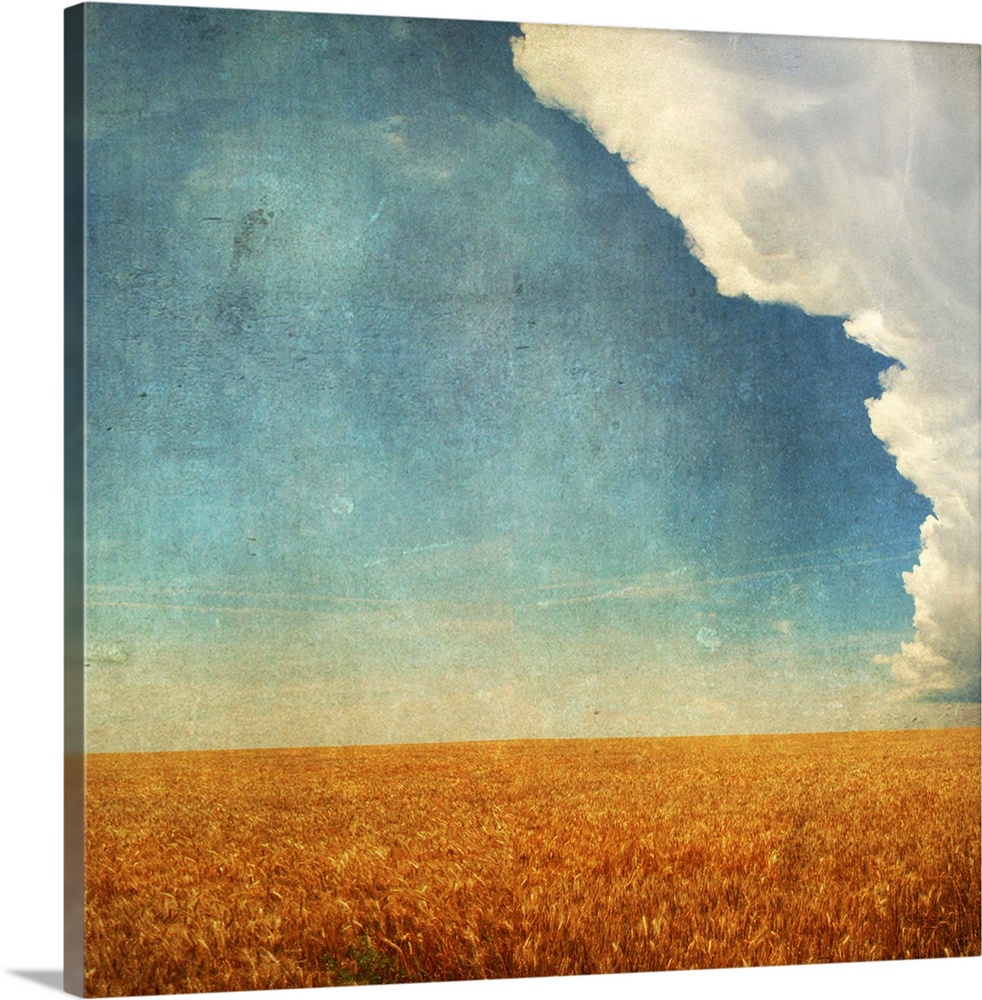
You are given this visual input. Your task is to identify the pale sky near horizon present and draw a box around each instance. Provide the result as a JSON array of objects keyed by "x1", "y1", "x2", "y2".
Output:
[{"x1": 79, "y1": 2, "x2": 980, "y2": 751}]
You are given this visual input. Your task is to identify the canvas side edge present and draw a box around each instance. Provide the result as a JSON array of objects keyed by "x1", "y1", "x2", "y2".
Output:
[{"x1": 64, "y1": 4, "x2": 86, "y2": 996}]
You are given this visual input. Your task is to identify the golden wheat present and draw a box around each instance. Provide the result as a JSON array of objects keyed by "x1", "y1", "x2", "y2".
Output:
[{"x1": 83, "y1": 728, "x2": 981, "y2": 995}]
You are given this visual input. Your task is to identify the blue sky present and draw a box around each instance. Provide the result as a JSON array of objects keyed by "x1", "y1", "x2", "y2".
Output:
[{"x1": 80, "y1": 3, "x2": 979, "y2": 750}]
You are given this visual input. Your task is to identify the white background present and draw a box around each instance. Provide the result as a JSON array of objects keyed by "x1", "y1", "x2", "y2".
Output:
[{"x1": 1, "y1": 2, "x2": 979, "y2": 1000}]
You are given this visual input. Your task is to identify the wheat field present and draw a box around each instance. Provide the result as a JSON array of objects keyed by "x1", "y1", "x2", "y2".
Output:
[{"x1": 83, "y1": 728, "x2": 981, "y2": 995}]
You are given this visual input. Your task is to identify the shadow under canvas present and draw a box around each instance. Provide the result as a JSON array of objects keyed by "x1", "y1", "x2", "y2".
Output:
[{"x1": 8, "y1": 971, "x2": 65, "y2": 993}]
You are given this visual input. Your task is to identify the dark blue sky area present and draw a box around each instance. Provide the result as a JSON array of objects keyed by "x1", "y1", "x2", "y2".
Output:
[{"x1": 82, "y1": 6, "x2": 931, "y2": 746}]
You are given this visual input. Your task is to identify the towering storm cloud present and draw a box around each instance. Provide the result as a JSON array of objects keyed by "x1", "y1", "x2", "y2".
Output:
[{"x1": 512, "y1": 25, "x2": 981, "y2": 701}]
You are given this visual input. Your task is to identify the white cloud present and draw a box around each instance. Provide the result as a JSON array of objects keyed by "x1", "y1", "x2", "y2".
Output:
[{"x1": 512, "y1": 24, "x2": 980, "y2": 699}]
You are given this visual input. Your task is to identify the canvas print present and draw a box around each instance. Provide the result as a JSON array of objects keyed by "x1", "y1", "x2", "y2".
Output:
[{"x1": 65, "y1": 2, "x2": 981, "y2": 996}]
